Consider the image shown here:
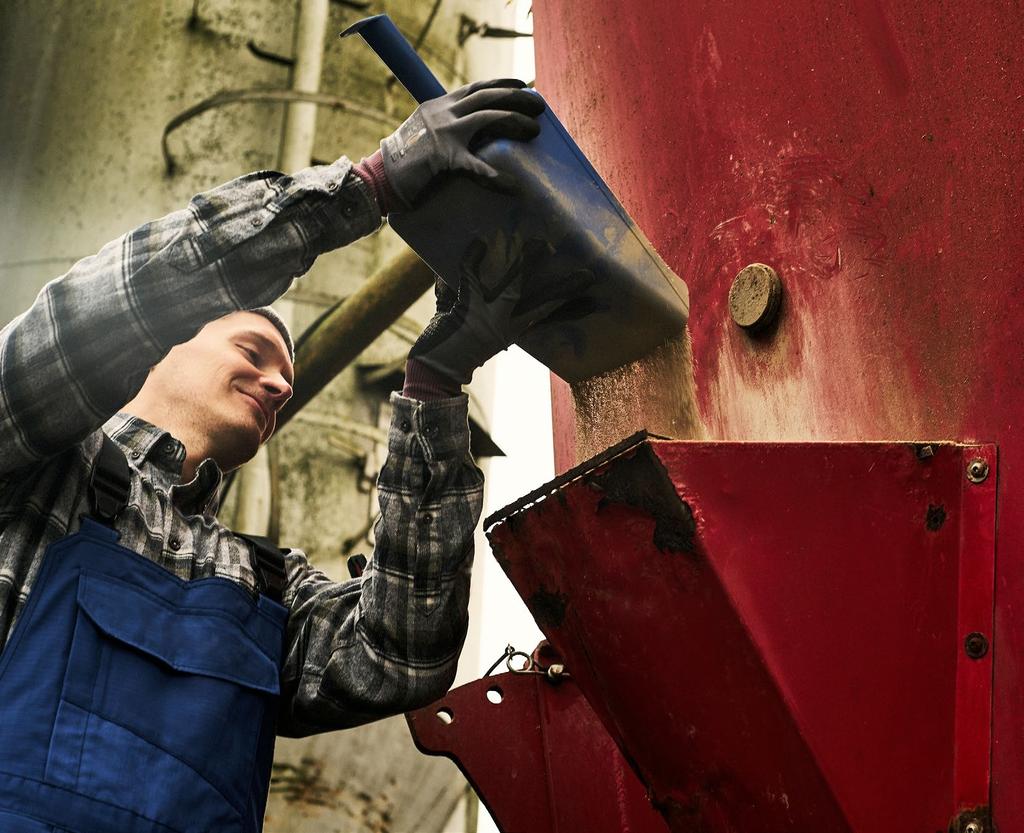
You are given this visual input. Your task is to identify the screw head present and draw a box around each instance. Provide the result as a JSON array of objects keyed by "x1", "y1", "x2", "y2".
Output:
[
  {"x1": 967, "y1": 458, "x2": 990, "y2": 484},
  {"x1": 965, "y1": 632, "x2": 990, "y2": 660},
  {"x1": 729, "y1": 263, "x2": 783, "y2": 331}
]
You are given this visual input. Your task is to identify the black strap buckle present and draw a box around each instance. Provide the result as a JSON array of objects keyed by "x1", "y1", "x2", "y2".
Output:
[
  {"x1": 89, "y1": 434, "x2": 131, "y2": 524},
  {"x1": 238, "y1": 534, "x2": 288, "y2": 604}
]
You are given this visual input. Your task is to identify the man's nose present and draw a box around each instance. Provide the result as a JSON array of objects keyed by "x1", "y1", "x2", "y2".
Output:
[{"x1": 261, "y1": 373, "x2": 293, "y2": 405}]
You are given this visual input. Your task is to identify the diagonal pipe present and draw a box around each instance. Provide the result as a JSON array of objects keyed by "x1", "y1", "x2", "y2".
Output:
[{"x1": 277, "y1": 244, "x2": 435, "y2": 430}]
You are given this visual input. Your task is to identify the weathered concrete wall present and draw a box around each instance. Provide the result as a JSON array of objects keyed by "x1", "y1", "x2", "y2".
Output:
[{"x1": 0, "y1": 1, "x2": 521, "y2": 830}]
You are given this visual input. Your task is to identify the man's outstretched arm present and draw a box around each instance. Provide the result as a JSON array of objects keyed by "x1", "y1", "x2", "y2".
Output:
[{"x1": 0, "y1": 159, "x2": 379, "y2": 478}]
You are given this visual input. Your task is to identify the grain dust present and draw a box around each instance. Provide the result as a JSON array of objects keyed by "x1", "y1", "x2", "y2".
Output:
[{"x1": 571, "y1": 328, "x2": 705, "y2": 463}]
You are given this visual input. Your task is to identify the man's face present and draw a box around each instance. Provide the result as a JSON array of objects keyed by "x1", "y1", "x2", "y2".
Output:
[{"x1": 144, "y1": 311, "x2": 294, "y2": 471}]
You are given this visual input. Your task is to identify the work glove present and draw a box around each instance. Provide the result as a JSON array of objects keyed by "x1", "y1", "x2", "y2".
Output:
[
  {"x1": 381, "y1": 79, "x2": 545, "y2": 209},
  {"x1": 409, "y1": 230, "x2": 597, "y2": 386}
]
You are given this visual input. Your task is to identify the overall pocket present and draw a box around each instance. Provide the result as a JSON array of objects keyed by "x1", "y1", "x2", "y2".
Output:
[{"x1": 44, "y1": 571, "x2": 280, "y2": 831}]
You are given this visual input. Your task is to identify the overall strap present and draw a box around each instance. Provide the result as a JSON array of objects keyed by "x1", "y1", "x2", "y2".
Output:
[
  {"x1": 237, "y1": 534, "x2": 288, "y2": 605},
  {"x1": 89, "y1": 433, "x2": 131, "y2": 524}
]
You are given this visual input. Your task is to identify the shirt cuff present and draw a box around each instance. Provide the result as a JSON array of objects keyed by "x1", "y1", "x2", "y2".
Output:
[
  {"x1": 277, "y1": 157, "x2": 383, "y2": 248},
  {"x1": 389, "y1": 392, "x2": 471, "y2": 463}
]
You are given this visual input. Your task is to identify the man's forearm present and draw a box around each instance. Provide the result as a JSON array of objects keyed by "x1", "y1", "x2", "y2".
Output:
[
  {"x1": 0, "y1": 158, "x2": 380, "y2": 477},
  {"x1": 278, "y1": 393, "x2": 483, "y2": 735}
]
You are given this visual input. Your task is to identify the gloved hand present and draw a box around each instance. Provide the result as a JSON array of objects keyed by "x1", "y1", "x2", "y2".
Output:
[
  {"x1": 409, "y1": 230, "x2": 597, "y2": 386},
  {"x1": 381, "y1": 79, "x2": 545, "y2": 209}
]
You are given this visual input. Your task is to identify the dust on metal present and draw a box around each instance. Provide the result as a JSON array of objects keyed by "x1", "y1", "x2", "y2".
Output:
[
  {"x1": 728, "y1": 263, "x2": 783, "y2": 331},
  {"x1": 967, "y1": 459, "x2": 990, "y2": 484}
]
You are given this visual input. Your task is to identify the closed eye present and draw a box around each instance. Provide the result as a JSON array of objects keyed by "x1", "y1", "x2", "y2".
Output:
[{"x1": 238, "y1": 344, "x2": 260, "y2": 364}]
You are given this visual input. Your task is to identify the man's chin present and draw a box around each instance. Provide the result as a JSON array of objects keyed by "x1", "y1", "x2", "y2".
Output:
[{"x1": 212, "y1": 423, "x2": 263, "y2": 472}]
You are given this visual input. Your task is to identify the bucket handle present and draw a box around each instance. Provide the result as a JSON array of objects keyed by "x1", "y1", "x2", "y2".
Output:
[{"x1": 340, "y1": 14, "x2": 447, "y2": 104}]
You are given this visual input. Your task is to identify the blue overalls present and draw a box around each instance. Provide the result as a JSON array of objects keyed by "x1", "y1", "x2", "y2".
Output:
[{"x1": 0, "y1": 435, "x2": 289, "y2": 833}]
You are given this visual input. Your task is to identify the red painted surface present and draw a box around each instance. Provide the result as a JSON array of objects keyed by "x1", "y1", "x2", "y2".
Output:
[
  {"x1": 407, "y1": 669, "x2": 667, "y2": 833},
  {"x1": 534, "y1": 1, "x2": 1023, "y2": 823},
  {"x1": 486, "y1": 439, "x2": 994, "y2": 830}
]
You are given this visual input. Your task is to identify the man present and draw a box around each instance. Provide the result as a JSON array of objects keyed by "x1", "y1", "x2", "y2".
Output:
[{"x1": 0, "y1": 80, "x2": 546, "y2": 833}]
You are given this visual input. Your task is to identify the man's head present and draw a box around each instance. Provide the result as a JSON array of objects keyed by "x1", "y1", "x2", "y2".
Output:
[{"x1": 127, "y1": 310, "x2": 295, "y2": 475}]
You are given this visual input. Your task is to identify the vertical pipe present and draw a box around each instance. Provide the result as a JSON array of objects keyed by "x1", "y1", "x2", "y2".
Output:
[
  {"x1": 234, "y1": 0, "x2": 330, "y2": 538},
  {"x1": 279, "y1": 0, "x2": 330, "y2": 173}
]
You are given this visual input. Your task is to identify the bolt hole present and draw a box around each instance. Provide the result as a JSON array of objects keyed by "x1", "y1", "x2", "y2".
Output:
[
  {"x1": 436, "y1": 707, "x2": 454, "y2": 725},
  {"x1": 486, "y1": 686, "x2": 504, "y2": 704}
]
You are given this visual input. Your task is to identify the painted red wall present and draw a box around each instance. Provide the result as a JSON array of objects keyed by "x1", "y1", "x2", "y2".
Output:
[{"x1": 537, "y1": 0, "x2": 1024, "y2": 821}]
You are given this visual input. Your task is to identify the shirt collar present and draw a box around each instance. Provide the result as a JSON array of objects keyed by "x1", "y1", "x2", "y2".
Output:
[
  {"x1": 173, "y1": 458, "x2": 224, "y2": 517},
  {"x1": 104, "y1": 413, "x2": 181, "y2": 466},
  {"x1": 104, "y1": 413, "x2": 224, "y2": 516}
]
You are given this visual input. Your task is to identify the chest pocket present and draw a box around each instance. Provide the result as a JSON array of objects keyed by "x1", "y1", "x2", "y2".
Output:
[{"x1": 45, "y1": 570, "x2": 281, "y2": 833}]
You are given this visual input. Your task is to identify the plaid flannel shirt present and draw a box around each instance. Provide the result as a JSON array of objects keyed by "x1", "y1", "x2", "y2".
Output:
[{"x1": 0, "y1": 158, "x2": 483, "y2": 736}]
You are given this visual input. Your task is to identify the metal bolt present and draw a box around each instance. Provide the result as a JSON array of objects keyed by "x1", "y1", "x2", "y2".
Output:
[
  {"x1": 950, "y1": 808, "x2": 993, "y2": 833},
  {"x1": 728, "y1": 263, "x2": 783, "y2": 332},
  {"x1": 965, "y1": 632, "x2": 990, "y2": 660},
  {"x1": 967, "y1": 458, "x2": 990, "y2": 483}
]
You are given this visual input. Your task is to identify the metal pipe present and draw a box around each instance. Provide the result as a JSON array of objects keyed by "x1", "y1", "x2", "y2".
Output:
[
  {"x1": 161, "y1": 89, "x2": 391, "y2": 175},
  {"x1": 233, "y1": 0, "x2": 330, "y2": 537},
  {"x1": 277, "y1": 245, "x2": 436, "y2": 430},
  {"x1": 279, "y1": 0, "x2": 330, "y2": 173}
]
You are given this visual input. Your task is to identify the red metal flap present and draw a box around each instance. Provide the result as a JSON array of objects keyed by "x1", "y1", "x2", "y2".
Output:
[
  {"x1": 486, "y1": 440, "x2": 996, "y2": 832},
  {"x1": 407, "y1": 670, "x2": 668, "y2": 833}
]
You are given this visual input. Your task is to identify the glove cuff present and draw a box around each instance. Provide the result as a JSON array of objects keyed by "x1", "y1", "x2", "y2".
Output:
[
  {"x1": 379, "y1": 133, "x2": 417, "y2": 210},
  {"x1": 402, "y1": 356, "x2": 463, "y2": 401}
]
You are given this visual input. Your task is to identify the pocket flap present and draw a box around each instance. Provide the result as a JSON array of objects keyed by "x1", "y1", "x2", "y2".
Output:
[{"x1": 77, "y1": 572, "x2": 280, "y2": 694}]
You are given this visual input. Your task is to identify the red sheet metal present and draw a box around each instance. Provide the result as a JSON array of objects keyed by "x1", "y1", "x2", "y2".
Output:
[
  {"x1": 485, "y1": 437, "x2": 996, "y2": 831},
  {"x1": 532, "y1": 4, "x2": 1023, "y2": 820},
  {"x1": 406, "y1": 667, "x2": 667, "y2": 833},
  {"x1": 954, "y1": 447, "x2": 997, "y2": 809}
]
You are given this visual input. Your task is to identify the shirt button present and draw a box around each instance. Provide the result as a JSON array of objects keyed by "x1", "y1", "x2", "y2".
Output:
[
  {"x1": 251, "y1": 216, "x2": 263, "y2": 228},
  {"x1": 399, "y1": 419, "x2": 411, "y2": 433},
  {"x1": 341, "y1": 199, "x2": 358, "y2": 218},
  {"x1": 421, "y1": 513, "x2": 433, "y2": 525},
  {"x1": 327, "y1": 179, "x2": 339, "y2": 191},
  {"x1": 161, "y1": 441, "x2": 177, "y2": 457},
  {"x1": 423, "y1": 424, "x2": 438, "y2": 437},
  {"x1": 169, "y1": 536, "x2": 182, "y2": 551},
  {"x1": 130, "y1": 450, "x2": 142, "y2": 460}
]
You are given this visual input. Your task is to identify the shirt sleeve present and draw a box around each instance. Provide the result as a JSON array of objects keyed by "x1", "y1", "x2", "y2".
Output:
[
  {"x1": 277, "y1": 392, "x2": 483, "y2": 736},
  {"x1": 0, "y1": 159, "x2": 381, "y2": 479}
]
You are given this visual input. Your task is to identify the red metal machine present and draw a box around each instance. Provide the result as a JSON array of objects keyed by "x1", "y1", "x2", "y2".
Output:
[{"x1": 408, "y1": 2, "x2": 1023, "y2": 830}]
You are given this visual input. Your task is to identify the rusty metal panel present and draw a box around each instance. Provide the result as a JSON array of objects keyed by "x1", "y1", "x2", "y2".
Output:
[
  {"x1": 407, "y1": 668, "x2": 668, "y2": 833},
  {"x1": 485, "y1": 438, "x2": 995, "y2": 831},
  {"x1": 534, "y1": 1, "x2": 1023, "y2": 821}
]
